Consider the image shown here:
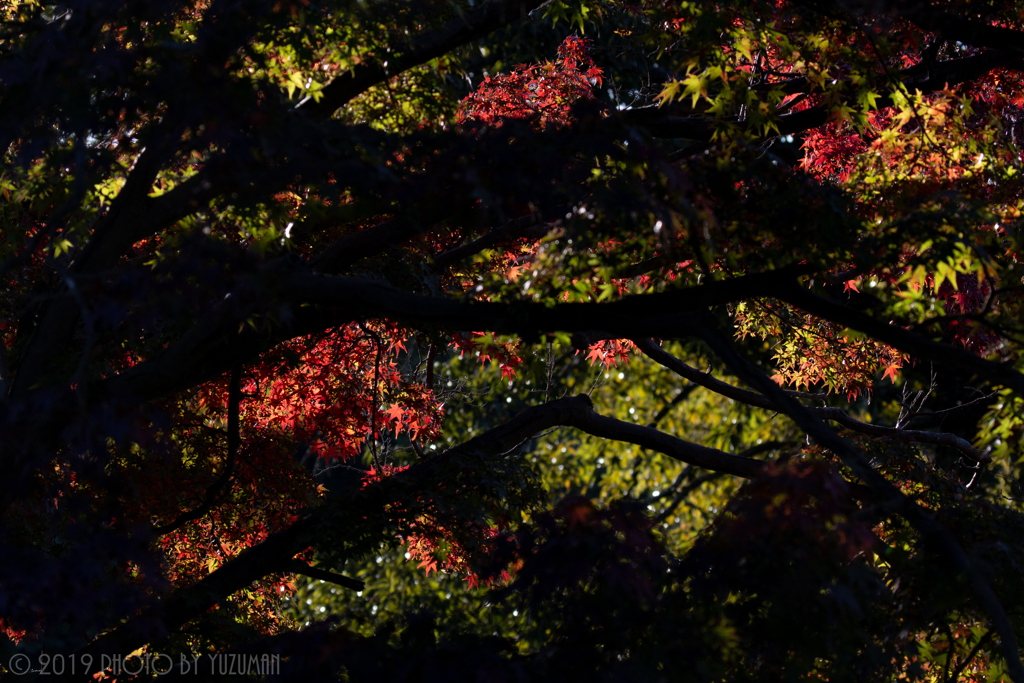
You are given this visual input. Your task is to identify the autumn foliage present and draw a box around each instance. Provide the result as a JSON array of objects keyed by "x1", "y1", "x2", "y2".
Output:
[{"x1": 3, "y1": 0, "x2": 1024, "y2": 681}]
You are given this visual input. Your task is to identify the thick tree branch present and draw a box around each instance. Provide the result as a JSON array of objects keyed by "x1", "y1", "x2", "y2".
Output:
[
  {"x1": 284, "y1": 560, "x2": 364, "y2": 591},
  {"x1": 277, "y1": 265, "x2": 815, "y2": 335},
  {"x1": 10, "y1": 140, "x2": 173, "y2": 396},
  {"x1": 8, "y1": 267, "x2": 1015, "y2": 518},
  {"x1": 8, "y1": 265, "x2": 1016, "y2": 511},
  {"x1": 56, "y1": 396, "x2": 770, "y2": 675},
  {"x1": 8, "y1": 265, "x2": 1019, "y2": 520},
  {"x1": 278, "y1": 271, "x2": 1024, "y2": 397},
  {"x1": 9, "y1": 151, "x2": 359, "y2": 396},
  {"x1": 48, "y1": 267, "x2": 800, "y2": 416},
  {"x1": 567, "y1": 402, "x2": 767, "y2": 478},
  {"x1": 895, "y1": 4, "x2": 1024, "y2": 57}
]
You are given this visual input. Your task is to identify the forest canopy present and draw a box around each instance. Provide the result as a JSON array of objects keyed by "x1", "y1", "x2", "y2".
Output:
[{"x1": 2, "y1": 0, "x2": 1024, "y2": 680}]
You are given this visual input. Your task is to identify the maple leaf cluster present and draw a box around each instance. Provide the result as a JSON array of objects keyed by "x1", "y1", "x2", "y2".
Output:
[
  {"x1": 457, "y1": 36, "x2": 603, "y2": 128},
  {"x1": 583, "y1": 339, "x2": 637, "y2": 370},
  {"x1": 196, "y1": 322, "x2": 444, "y2": 463},
  {"x1": 931, "y1": 274, "x2": 1000, "y2": 354},
  {"x1": 735, "y1": 299, "x2": 907, "y2": 397},
  {"x1": 451, "y1": 331, "x2": 524, "y2": 382},
  {"x1": 91, "y1": 322, "x2": 447, "y2": 636}
]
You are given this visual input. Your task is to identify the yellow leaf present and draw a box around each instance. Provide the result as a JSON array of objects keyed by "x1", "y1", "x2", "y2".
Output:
[{"x1": 656, "y1": 79, "x2": 681, "y2": 106}]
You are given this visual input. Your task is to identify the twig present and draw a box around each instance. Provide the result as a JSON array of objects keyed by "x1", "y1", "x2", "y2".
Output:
[
  {"x1": 361, "y1": 324, "x2": 385, "y2": 472},
  {"x1": 425, "y1": 342, "x2": 436, "y2": 390},
  {"x1": 545, "y1": 340, "x2": 555, "y2": 403}
]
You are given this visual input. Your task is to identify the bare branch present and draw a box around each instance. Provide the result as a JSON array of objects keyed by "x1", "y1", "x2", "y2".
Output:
[{"x1": 950, "y1": 630, "x2": 995, "y2": 683}]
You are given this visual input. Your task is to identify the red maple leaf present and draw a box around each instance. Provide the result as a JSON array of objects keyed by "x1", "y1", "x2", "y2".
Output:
[
  {"x1": 882, "y1": 363, "x2": 902, "y2": 383},
  {"x1": 385, "y1": 403, "x2": 406, "y2": 424}
]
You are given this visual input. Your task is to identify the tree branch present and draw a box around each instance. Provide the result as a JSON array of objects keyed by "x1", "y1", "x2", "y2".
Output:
[
  {"x1": 648, "y1": 384, "x2": 698, "y2": 428},
  {"x1": 278, "y1": 271, "x2": 1024, "y2": 403},
  {"x1": 7, "y1": 264, "x2": 1015, "y2": 514},
  {"x1": 692, "y1": 316, "x2": 1024, "y2": 683},
  {"x1": 565, "y1": 399, "x2": 767, "y2": 479},
  {"x1": 277, "y1": 265, "x2": 816, "y2": 336},
  {"x1": 301, "y1": 0, "x2": 545, "y2": 120},
  {"x1": 312, "y1": 197, "x2": 466, "y2": 275},
  {"x1": 284, "y1": 560, "x2": 364, "y2": 591},
  {"x1": 950, "y1": 630, "x2": 995, "y2": 682},
  {"x1": 10, "y1": 140, "x2": 173, "y2": 397},
  {"x1": 10, "y1": 264, "x2": 1016, "y2": 521},
  {"x1": 653, "y1": 472, "x2": 723, "y2": 524},
  {"x1": 770, "y1": 282, "x2": 1024, "y2": 395},
  {"x1": 153, "y1": 365, "x2": 243, "y2": 536},
  {"x1": 633, "y1": 338, "x2": 987, "y2": 463},
  {"x1": 56, "y1": 395, "x2": 772, "y2": 676},
  {"x1": 432, "y1": 212, "x2": 548, "y2": 271},
  {"x1": 896, "y1": 5, "x2": 1024, "y2": 57}
]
